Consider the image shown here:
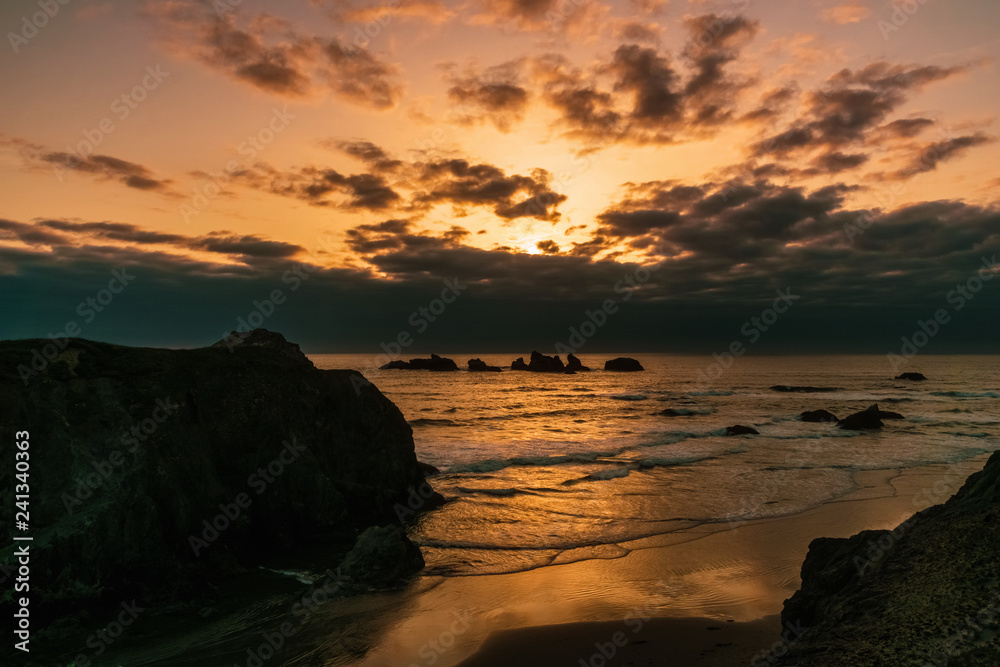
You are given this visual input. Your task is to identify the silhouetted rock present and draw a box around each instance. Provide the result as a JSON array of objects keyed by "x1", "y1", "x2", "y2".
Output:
[
  {"x1": 604, "y1": 357, "x2": 644, "y2": 372},
  {"x1": 726, "y1": 425, "x2": 759, "y2": 436},
  {"x1": 0, "y1": 332, "x2": 439, "y2": 627},
  {"x1": 528, "y1": 350, "x2": 565, "y2": 372},
  {"x1": 878, "y1": 409, "x2": 905, "y2": 420},
  {"x1": 213, "y1": 328, "x2": 310, "y2": 364},
  {"x1": 468, "y1": 358, "x2": 502, "y2": 372},
  {"x1": 418, "y1": 461, "x2": 441, "y2": 476},
  {"x1": 895, "y1": 372, "x2": 927, "y2": 381},
  {"x1": 800, "y1": 409, "x2": 839, "y2": 423},
  {"x1": 340, "y1": 525, "x2": 425, "y2": 588},
  {"x1": 771, "y1": 385, "x2": 838, "y2": 393},
  {"x1": 380, "y1": 354, "x2": 458, "y2": 371},
  {"x1": 566, "y1": 353, "x2": 590, "y2": 372},
  {"x1": 837, "y1": 404, "x2": 883, "y2": 430},
  {"x1": 776, "y1": 450, "x2": 1000, "y2": 665},
  {"x1": 508, "y1": 351, "x2": 571, "y2": 372}
]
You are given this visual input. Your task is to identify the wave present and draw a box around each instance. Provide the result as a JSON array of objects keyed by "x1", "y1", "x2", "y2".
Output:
[
  {"x1": 607, "y1": 394, "x2": 648, "y2": 401},
  {"x1": 455, "y1": 486, "x2": 538, "y2": 497},
  {"x1": 409, "y1": 418, "x2": 460, "y2": 426},
  {"x1": 563, "y1": 467, "x2": 633, "y2": 485},
  {"x1": 931, "y1": 391, "x2": 1000, "y2": 399},
  {"x1": 656, "y1": 408, "x2": 713, "y2": 416},
  {"x1": 770, "y1": 385, "x2": 840, "y2": 393},
  {"x1": 688, "y1": 390, "x2": 734, "y2": 396}
]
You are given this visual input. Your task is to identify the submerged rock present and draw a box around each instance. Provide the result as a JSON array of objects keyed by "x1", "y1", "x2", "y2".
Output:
[
  {"x1": 468, "y1": 358, "x2": 502, "y2": 372},
  {"x1": 776, "y1": 450, "x2": 1000, "y2": 665},
  {"x1": 604, "y1": 357, "x2": 644, "y2": 372},
  {"x1": 380, "y1": 354, "x2": 458, "y2": 371},
  {"x1": 837, "y1": 404, "x2": 884, "y2": 430},
  {"x1": 771, "y1": 385, "x2": 839, "y2": 393},
  {"x1": 0, "y1": 331, "x2": 439, "y2": 626},
  {"x1": 800, "y1": 409, "x2": 839, "y2": 423},
  {"x1": 895, "y1": 372, "x2": 927, "y2": 381},
  {"x1": 726, "y1": 425, "x2": 759, "y2": 436}
]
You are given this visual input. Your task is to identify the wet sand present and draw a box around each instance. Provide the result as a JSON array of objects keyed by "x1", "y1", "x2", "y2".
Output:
[
  {"x1": 363, "y1": 455, "x2": 991, "y2": 667},
  {"x1": 456, "y1": 615, "x2": 782, "y2": 667}
]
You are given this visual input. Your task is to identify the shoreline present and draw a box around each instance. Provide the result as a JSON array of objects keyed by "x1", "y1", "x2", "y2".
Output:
[{"x1": 383, "y1": 454, "x2": 992, "y2": 667}]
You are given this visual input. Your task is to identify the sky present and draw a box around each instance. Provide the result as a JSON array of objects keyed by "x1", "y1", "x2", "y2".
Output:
[{"x1": 1, "y1": 0, "x2": 999, "y2": 355}]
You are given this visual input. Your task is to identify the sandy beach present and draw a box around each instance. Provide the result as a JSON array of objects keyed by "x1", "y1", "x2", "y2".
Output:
[{"x1": 354, "y1": 455, "x2": 992, "y2": 667}]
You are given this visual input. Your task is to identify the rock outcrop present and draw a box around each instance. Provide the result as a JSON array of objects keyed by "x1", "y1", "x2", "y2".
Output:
[
  {"x1": 776, "y1": 450, "x2": 1000, "y2": 666},
  {"x1": 604, "y1": 357, "x2": 644, "y2": 372},
  {"x1": 726, "y1": 425, "x2": 759, "y2": 436},
  {"x1": 380, "y1": 354, "x2": 458, "y2": 371},
  {"x1": 508, "y1": 351, "x2": 570, "y2": 372},
  {"x1": 468, "y1": 358, "x2": 502, "y2": 372},
  {"x1": 895, "y1": 372, "x2": 927, "y2": 381},
  {"x1": 800, "y1": 409, "x2": 839, "y2": 423},
  {"x1": 0, "y1": 330, "x2": 440, "y2": 627},
  {"x1": 837, "y1": 404, "x2": 885, "y2": 430},
  {"x1": 566, "y1": 354, "x2": 590, "y2": 372}
]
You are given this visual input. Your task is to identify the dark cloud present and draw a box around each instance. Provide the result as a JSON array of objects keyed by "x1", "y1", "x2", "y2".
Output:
[
  {"x1": 413, "y1": 160, "x2": 567, "y2": 221},
  {"x1": 145, "y1": 0, "x2": 403, "y2": 108},
  {"x1": 328, "y1": 140, "x2": 403, "y2": 171},
  {"x1": 2, "y1": 218, "x2": 302, "y2": 262},
  {"x1": 753, "y1": 63, "x2": 969, "y2": 158},
  {"x1": 889, "y1": 133, "x2": 994, "y2": 179},
  {"x1": 444, "y1": 60, "x2": 530, "y2": 132},
  {"x1": 236, "y1": 164, "x2": 401, "y2": 210},
  {"x1": 38, "y1": 152, "x2": 172, "y2": 191}
]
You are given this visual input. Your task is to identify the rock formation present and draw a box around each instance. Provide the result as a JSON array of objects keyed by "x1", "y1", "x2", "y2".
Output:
[
  {"x1": 776, "y1": 449, "x2": 1000, "y2": 665},
  {"x1": 379, "y1": 354, "x2": 458, "y2": 371},
  {"x1": 837, "y1": 404, "x2": 885, "y2": 430},
  {"x1": 895, "y1": 372, "x2": 927, "y2": 381},
  {"x1": 508, "y1": 351, "x2": 570, "y2": 372},
  {"x1": 468, "y1": 358, "x2": 502, "y2": 372},
  {"x1": 726, "y1": 425, "x2": 759, "y2": 436},
  {"x1": 800, "y1": 409, "x2": 839, "y2": 423},
  {"x1": 604, "y1": 357, "x2": 644, "y2": 372},
  {"x1": 0, "y1": 330, "x2": 440, "y2": 628},
  {"x1": 566, "y1": 354, "x2": 590, "y2": 372}
]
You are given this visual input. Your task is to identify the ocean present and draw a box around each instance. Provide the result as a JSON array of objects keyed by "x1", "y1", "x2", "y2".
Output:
[
  {"x1": 89, "y1": 353, "x2": 1000, "y2": 666},
  {"x1": 312, "y1": 353, "x2": 999, "y2": 581}
]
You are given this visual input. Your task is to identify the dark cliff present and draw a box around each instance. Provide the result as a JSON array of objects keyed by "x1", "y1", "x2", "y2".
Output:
[
  {"x1": 776, "y1": 451, "x2": 1000, "y2": 666},
  {"x1": 0, "y1": 331, "x2": 438, "y2": 626}
]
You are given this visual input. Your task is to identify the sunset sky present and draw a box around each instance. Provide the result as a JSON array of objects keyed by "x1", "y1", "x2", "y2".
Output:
[{"x1": 1, "y1": 0, "x2": 999, "y2": 353}]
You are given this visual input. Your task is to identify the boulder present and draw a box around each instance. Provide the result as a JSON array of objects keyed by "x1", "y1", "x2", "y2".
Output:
[
  {"x1": 895, "y1": 372, "x2": 927, "y2": 381},
  {"x1": 511, "y1": 357, "x2": 529, "y2": 371},
  {"x1": 775, "y1": 450, "x2": 1000, "y2": 665},
  {"x1": 800, "y1": 410, "x2": 839, "y2": 423},
  {"x1": 837, "y1": 404, "x2": 883, "y2": 430},
  {"x1": 339, "y1": 525, "x2": 425, "y2": 588},
  {"x1": 380, "y1": 360, "x2": 410, "y2": 370},
  {"x1": 726, "y1": 425, "x2": 759, "y2": 436},
  {"x1": 604, "y1": 357, "x2": 644, "y2": 372},
  {"x1": 468, "y1": 358, "x2": 502, "y2": 372},
  {"x1": 566, "y1": 354, "x2": 590, "y2": 372}
]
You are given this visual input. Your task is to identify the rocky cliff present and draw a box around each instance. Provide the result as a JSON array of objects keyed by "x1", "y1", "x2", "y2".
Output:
[
  {"x1": 0, "y1": 330, "x2": 439, "y2": 628},
  {"x1": 776, "y1": 450, "x2": 1000, "y2": 666}
]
